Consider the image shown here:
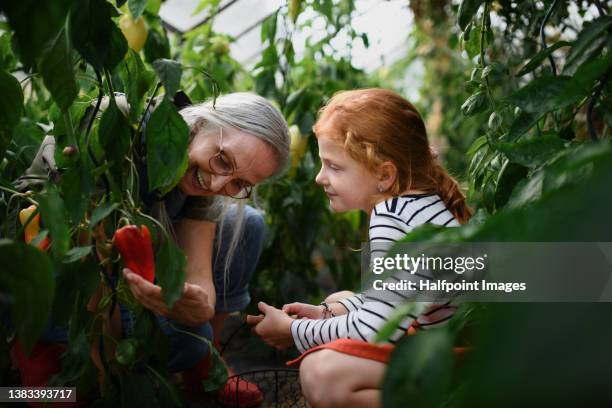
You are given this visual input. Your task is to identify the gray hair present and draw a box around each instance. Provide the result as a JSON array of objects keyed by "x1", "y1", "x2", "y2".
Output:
[
  {"x1": 176, "y1": 93, "x2": 289, "y2": 296},
  {"x1": 179, "y1": 92, "x2": 290, "y2": 174}
]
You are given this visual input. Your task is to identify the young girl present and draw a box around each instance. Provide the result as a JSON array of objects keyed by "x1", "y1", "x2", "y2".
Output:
[{"x1": 247, "y1": 88, "x2": 472, "y2": 408}]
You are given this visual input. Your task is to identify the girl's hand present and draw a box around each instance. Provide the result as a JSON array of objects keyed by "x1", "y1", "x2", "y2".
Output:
[
  {"x1": 246, "y1": 302, "x2": 295, "y2": 350},
  {"x1": 282, "y1": 302, "x2": 325, "y2": 319},
  {"x1": 123, "y1": 268, "x2": 213, "y2": 326}
]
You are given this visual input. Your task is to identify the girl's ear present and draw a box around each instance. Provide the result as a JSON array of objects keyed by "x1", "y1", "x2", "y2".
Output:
[{"x1": 378, "y1": 161, "x2": 398, "y2": 192}]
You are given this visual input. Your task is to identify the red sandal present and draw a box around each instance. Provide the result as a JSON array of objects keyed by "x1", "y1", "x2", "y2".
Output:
[{"x1": 182, "y1": 353, "x2": 263, "y2": 408}]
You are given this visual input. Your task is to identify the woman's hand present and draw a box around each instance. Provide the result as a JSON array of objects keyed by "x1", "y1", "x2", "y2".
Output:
[
  {"x1": 282, "y1": 302, "x2": 325, "y2": 319},
  {"x1": 246, "y1": 302, "x2": 295, "y2": 350},
  {"x1": 123, "y1": 268, "x2": 214, "y2": 326}
]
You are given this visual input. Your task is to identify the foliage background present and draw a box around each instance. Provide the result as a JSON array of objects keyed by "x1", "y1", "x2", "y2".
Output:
[{"x1": 0, "y1": 0, "x2": 610, "y2": 406}]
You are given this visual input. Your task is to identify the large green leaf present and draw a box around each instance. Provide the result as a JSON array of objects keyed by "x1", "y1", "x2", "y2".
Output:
[
  {"x1": 494, "y1": 160, "x2": 528, "y2": 210},
  {"x1": 0, "y1": 240, "x2": 55, "y2": 354},
  {"x1": 98, "y1": 97, "x2": 132, "y2": 184},
  {"x1": 453, "y1": 304, "x2": 612, "y2": 407},
  {"x1": 506, "y1": 75, "x2": 571, "y2": 114},
  {"x1": 156, "y1": 237, "x2": 187, "y2": 308},
  {"x1": 0, "y1": 0, "x2": 73, "y2": 67},
  {"x1": 152, "y1": 59, "x2": 182, "y2": 101},
  {"x1": 120, "y1": 50, "x2": 155, "y2": 122},
  {"x1": 382, "y1": 329, "x2": 454, "y2": 408},
  {"x1": 563, "y1": 15, "x2": 612, "y2": 76},
  {"x1": 145, "y1": 98, "x2": 189, "y2": 194},
  {"x1": 0, "y1": 68, "x2": 23, "y2": 160},
  {"x1": 39, "y1": 28, "x2": 77, "y2": 112},
  {"x1": 457, "y1": 0, "x2": 482, "y2": 30},
  {"x1": 516, "y1": 41, "x2": 573, "y2": 77},
  {"x1": 52, "y1": 256, "x2": 99, "y2": 325},
  {"x1": 506, "y1": 111, "x2": 540, "y2": 141},
  {"x1": 143, "y1": 28, "x2": 171, "y2": 64},
  {"x1": 61, "y1": 154, "x2": 94, "y2": 226},
  {"x1": 494, "y1": 134, "x2": 566, "y2": 168},
  {"x1": 71, "y1": 0, "x2": 127, "y2": 70},
  {"x1": 37, "y1": 184, "x2": 70, "y2": 258}
]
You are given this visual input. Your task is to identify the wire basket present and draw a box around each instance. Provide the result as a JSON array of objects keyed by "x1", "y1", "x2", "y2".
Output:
[{"x1": 202, "y1": 368, "x2": 308, "y2": 408}]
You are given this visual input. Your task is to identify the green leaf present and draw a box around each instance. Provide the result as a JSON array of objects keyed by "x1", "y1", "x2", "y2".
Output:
[
  {"x1": 48, "y1": 330, "x2": 93, "y2": 386},
  {"x1": 463, "y1": 23, "x2": 482, "y2": 59},
  {"x1": 98, "y1": 98, "x2": 132, "y2": 184},
  {"x1": 37, "y1": 185, "x2": 69, "y2": 258},
  {"x1": 52, "y1": 256, "x2": 100, "y2": 325},
  {"x1": 375, "y1": 303, "x2": 429, "y2": 342},
  {"x1": 516, "y1": 41, "x2": 572, "y2": 77},
  {"x1": 61, "y1": 156, "x2": 94, "y2": 225},
  {"x1": 146, "y1": 0, "x2": 162, "y2": 14},
  {"x1": 0, "y1": 0, "x2": 73, "y2": 67},
  {"x1": 145, "y1": 98, "x2": 189, "y2": 194},
  {"x1": 382, "y1": 329, "x2": 454, "y2": 408},
  {"x1": 152, "y1": 59, "x2": 182, "y2": 101},
  {"x1": 563, "y1": 15, "x2": 612, "y2": 76},
  {"x1": 63, "y1": 246, "x2": 92, "y2": 263},
  {"x1": 39, "y1": 28, "x2": 77, "y2": 112},
  {"x1": 261, "y1": 11, "x2": 278, "y2": 43},
  {"x1": 481, "y1": 62, "x2": 505, "y2": 79},
  {"x1": 128, "y1": 0, "x2": 147, "y2": 19},
  {"x1": 120, "y1": 49, "x2": 155, "y2": 122},
  {"x1": 90, "y1": 202, "x2": 119, "y2": 229},
  {"x1": 0, "y1": 68, "x2": 23, "y2": 160},
  {"x1": 571, "y1": 53, "x2": 612, "y2": 93},
  {"x1": 506, "y1": 111, "x2": 539, "y2": 141},
  {"x1": 143, "y1": 29, "x2": 171, "y2": 64},
  {"x1": 0, "y1": 240, "x2": 55, "y2": 354},
  {"x1": 494, "y1": 134, "x2": 566, "y2": 168},
  {"x1": 115, "y1": 338, "x2": 137, "y2": 366},
  {"x1": 458, "y1": 0, "x2": 482, "y2": 30},
  {"x1": 494, "y1": 160, "x2": 528, "y2": 209},
  {"x1": 156, "y1": 237, "x2": 187, "y2": 308},
  {"x1": 506, "y1": 75, "x2": 571, "y2": 114},
  {"x1": 71, "y1": 0, "x2": 128, "y2": 70},
  {"x1": 461, "y1": 90, "x2": 489, "y2": 116}
]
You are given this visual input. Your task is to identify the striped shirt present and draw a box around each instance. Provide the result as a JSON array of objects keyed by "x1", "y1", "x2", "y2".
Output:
[{"x1": 291, "y1": 193, "x2": 461, "y2": 353}]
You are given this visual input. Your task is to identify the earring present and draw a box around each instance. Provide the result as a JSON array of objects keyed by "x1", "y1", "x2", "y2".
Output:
[{"x1": 377, "y1": 185, "x2": 384, "y2": 193}]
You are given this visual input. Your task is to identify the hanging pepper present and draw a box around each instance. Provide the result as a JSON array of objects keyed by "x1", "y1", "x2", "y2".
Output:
[
  {"x1": 19, "y1": 205, "x2": 51, "y2": 251},
  {"x1": 113, "y1": 225, "x2": 155, "y2": 283}
]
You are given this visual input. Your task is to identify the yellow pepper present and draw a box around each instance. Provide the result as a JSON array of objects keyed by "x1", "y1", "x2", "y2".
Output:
[{"x1": 19, "y1": 205, "x2": 51, "y2": 251}]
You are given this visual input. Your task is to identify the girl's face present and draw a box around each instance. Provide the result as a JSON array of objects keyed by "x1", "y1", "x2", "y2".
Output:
[
  {"x1": 315, "y1": 136, "x2": 380, "y2": 213},
  {"x1": 178, "y1": 127, "x2": 278, "y2": 198}
]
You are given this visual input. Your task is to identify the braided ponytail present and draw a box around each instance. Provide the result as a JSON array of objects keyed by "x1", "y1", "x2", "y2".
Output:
[{"x1": 430, "y1": 163, "x2": 472, "y2": 224}]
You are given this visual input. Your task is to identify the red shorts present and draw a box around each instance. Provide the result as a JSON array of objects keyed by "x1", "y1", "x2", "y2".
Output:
[{"x1": 286, "y1": 339, "x2": 394, "y2": 366}]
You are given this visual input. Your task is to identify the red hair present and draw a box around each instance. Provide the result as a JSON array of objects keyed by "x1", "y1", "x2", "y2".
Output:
[{"x1": 313, "y1": 88, "x2": 472, "y2": 224}]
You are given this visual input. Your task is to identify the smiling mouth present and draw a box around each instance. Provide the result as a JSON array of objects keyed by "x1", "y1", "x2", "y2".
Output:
[{"x1": 195, "y1": 168, "x2": 208, "y2": 191}]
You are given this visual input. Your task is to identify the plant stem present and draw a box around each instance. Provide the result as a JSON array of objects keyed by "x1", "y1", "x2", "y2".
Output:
[
  {"x1": 479, "y1": 2, "x2": 497, "y2": 112},
  {"x1": 62, "y1": 110, "x2": 78, "y2": 149}
]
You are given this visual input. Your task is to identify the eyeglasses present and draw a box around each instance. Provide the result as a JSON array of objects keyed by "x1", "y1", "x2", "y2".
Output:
[{"x1": 208, "y1": 128, "x2": 253, "y2": 199}]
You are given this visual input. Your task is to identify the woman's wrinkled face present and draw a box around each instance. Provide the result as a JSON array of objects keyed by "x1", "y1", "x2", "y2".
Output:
[
  {"x1": 315, "y1": 135, "x2": 379, "y2": 213},
  {"x1": 177, "y1": 127, "x2": 279, "y2": 198}
]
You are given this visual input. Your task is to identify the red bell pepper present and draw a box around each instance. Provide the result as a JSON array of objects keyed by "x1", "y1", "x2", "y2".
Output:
[{"x1": 113, "y1": 225, "x2": 155, "y2": 283}]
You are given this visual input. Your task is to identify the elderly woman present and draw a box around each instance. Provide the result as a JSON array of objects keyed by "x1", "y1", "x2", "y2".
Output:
[{"x1": 13, "y1": 92, "x2": 290, "y2": 407}]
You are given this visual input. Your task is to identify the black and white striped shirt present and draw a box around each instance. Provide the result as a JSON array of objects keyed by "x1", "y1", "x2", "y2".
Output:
[{"x1": 291, "y1": 193, "x2": 461, "y2": 353}]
